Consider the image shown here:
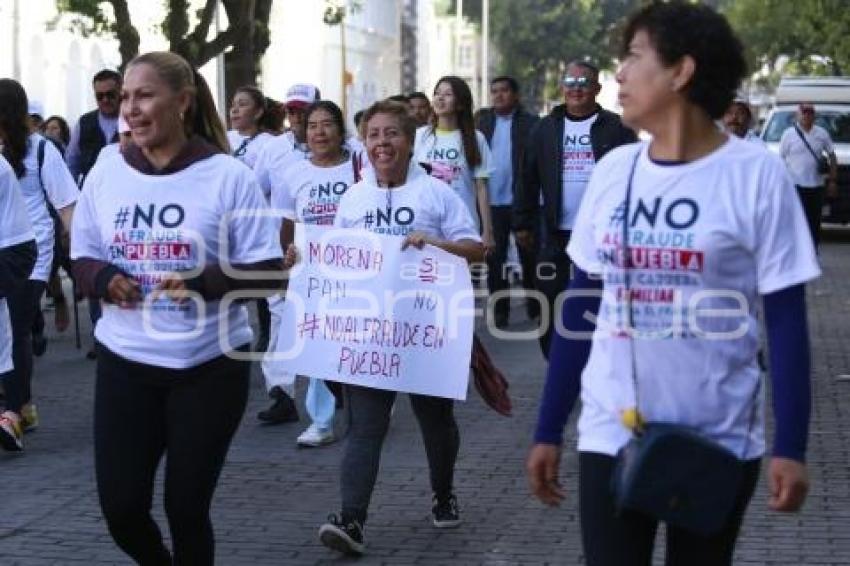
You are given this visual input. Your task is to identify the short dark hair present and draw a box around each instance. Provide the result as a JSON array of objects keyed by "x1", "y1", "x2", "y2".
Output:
[
  {"x1": 362, "y1": 100, "x2": 418, "y2": 145},
  {"x1": 388, "y1": 94, "x2": 410, "y2": 104},
  {"x1": 408, "y1": 92, "x2": 429, "y2": 103},
  {"x1": 622, "y1": 1, "x2": 746, "y2": 120},
  {"x1": 728, "y1": 100, "x2": 752, "y2": 121},
  {"x1": 353, "y1": 110, "x2": 365, "y2": 127},
  {"x1": 565, "y1": 60, "x2": 600, "y2": 82},
  {"x1": 490, "y1": 76, "x2": 519, "y2": 93},
  {"x1": 92, "y1": 69, "x2": 122, "y2": 85},
  {"x1": 305, "y1": 100, "x2": 348, "y2": 148}
]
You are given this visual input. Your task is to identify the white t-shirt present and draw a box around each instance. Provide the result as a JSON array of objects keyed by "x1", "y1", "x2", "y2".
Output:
[
  {"x1": 560, "y1": 114, "x2": 598, "y2": 230},
  {"x1": 227, "y1": 130, "x2": 275, "y2": 171},
  {"x1": 272, "y1": 156, "x2": 357, "y2": 225},
  {"x1": 71, "y1": 151, "x2": 282, "y2": 369},
  {"x1": 253, "y1": 131, "x2": 306, "y2": 199},
  {"x1": 334, "y1": 160, "x2": 481, "y2": 243},
  {"x1": 413, "y1": 127, "x2": 492, "y2": 231},
  {"x1": 95, "y1": 143, "x2": 120, "y2": 164},
  {"x1": 0, "y1": 156, "x2": 35, "y2": 373},
  {"x1": 19, "y1": 134, "x2": 79, "y2": 281},
  {"x1": 567, "y1": 136, "x2": 820, "y2": 460},
  {"x1": 779, "y1": 124, "x2": 834, "y2": 188}
]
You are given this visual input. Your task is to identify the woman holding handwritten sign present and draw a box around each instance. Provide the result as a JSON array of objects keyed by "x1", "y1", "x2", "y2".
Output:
[
  {"x1": 313, "y1": 100, "x2": 484, "y2": 556},
  {"x1": 269, "y1": 100, "x2": 363, "y2": 447}
]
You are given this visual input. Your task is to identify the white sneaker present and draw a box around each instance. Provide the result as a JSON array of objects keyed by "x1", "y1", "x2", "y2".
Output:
[{"x1": 297, "y1": 424, "x2": 335, "y2": 447}]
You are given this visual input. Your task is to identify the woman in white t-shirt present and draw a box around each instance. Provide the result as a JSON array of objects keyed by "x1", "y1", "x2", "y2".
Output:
[
  {"x1": 70, "y1": 52, "x2": 282, "y2": 564},
  {"x1": 264, "y1": 100, "x2": 365, "y2": 447},
  {"x1": 0, "y1": 78, "x2": 78, "y2": 451},
  {"x1": 316, "y1": 100, "x2": 483, "y2": 557},
  {"x1": 527, "y1": 4, "x2": 820, "y2": 565},
  {"x1": 227, "y1": 86, "x2": 278, "y2": 363},
  {"x1": 0, "y1": 155, "x2": 37, "y2": 449},
  {"x1": 227, "y1": 85, "x2": 276, "y2": 170},
  {"x1": 413, "y1": 76, "x2": 494, "y2": 252}
]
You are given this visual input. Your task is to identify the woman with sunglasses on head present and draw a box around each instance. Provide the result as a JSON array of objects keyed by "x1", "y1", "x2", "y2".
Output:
[
  {"x1": 265, "y1": 100, "x2": 366, "y2": 447},
  {"x1": 0, "y1": 79, "x2": 78, "y2": 451},
  {"x1": 70, "y1": 52, "x2": 282, "y2": 565},
  {"x1": 413, "y1": 76, "x2": 494, "y2": 254},
  {"x1": 227, "y1": 85, "x2": 277, "y2": 170},
  {"x1": 527, "y1": 3, "x2": 818, "y2": 565}
]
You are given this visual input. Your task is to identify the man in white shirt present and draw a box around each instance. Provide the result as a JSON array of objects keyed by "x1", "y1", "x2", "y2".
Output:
[
  {"x1": 779, "y1": 102, "x2": 838, "y2": 249},
  {"x1": 516, "y1": 60, "x2": 636, "y2": 357}
]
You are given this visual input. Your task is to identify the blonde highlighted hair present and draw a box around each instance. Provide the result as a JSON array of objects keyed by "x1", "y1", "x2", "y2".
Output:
[{"x1": 127, "y1": 51, "x2": 229, "y2": 153}]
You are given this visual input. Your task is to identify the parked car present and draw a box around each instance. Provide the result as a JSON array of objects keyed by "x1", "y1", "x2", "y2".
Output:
[{"x1": 761, "y1": 77, "x2": 850, "y2": 223}]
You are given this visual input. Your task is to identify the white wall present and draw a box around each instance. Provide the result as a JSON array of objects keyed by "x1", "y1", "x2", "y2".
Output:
[
  {"x1": 261, "y1": 0, "x2": 402, "y2": 126},
  {"x1": 0, "y1": 0, "x2": 225, "y2": 126}
]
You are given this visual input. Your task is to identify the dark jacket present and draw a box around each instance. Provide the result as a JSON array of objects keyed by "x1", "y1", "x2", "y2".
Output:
[
  {"x1": 515, "y1": 103, "x2": 637, "y2": 234},
  {"x1": 77, "y1": 110, "x2": 109, "y2": 182},
  {"x1": 476, "y1": 106, "x2": 539, "y2": 204}
]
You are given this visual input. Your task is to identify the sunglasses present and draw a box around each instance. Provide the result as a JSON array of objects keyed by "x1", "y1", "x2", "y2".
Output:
[
  {"x1": 800, "y1": 107, "x2": 815, "y2": 115},
  {"x1": 563, "y1": 76, "x2": 593, "y2": 89},
  {"x1": 95, "y1": 91, "x2": 118, "y2": 101}
]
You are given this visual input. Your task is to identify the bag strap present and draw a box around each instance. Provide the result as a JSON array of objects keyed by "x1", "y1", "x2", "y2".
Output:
[{"x1": 793, "y1": 124, "x2": 823, "y2": 166}]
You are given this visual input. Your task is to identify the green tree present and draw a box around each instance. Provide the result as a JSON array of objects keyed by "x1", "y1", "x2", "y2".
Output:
[
  {"x1": 489, "y1": 0, "x2": 600, "y2": 109},
  {"x1": 54, "y1": 0, "x2": 275, "y2": 102},
  {"x1": 723, "y1": 0, "x2": 850, "y2": 76}
]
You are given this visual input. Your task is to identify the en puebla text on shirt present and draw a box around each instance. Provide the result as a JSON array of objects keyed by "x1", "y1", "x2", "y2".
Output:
[
  {"x1": 70, "y1": 136, "x2": 283, "y2": 369},
  {"x1": 555, "y1": 136, "x2": 820, "y2": 460},
  {"x1": 412, "y1": 126, "x2": 492, "y2": 231}
]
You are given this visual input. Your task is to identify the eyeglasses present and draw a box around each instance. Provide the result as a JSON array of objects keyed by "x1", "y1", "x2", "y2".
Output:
[
  {"x1": 563, "y1": 76, "x2": 593, "y2": 89},
  {"x1": 95, "y1": 91, "x2": 118, "y2": 101}
]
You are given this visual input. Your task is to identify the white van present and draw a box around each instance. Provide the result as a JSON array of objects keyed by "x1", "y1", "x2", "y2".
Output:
[{"x1": 761, "y1": 77, "x2": 850, "y2": 223}]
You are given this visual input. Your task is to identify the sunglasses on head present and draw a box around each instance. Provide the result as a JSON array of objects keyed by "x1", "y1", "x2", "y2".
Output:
[
  {"x1": 563, "y1": 76, "x2": 593, "y2": 89},
  {"x1": 96, "y1": 91, "x2": 118, "y2": 101}
]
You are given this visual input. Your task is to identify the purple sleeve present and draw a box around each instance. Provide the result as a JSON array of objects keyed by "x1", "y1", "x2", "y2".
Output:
[
  {"x1": 763, "y1": 284, "x2": 811, "y2": 462},
  {"x1": 533, "y1": 268, "x2": 602, "y2": 445}
]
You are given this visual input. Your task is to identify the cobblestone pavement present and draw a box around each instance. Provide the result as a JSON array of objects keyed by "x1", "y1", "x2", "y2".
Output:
[{"x1": 1, "y1": 238, "x2": 849, "y2": 565}]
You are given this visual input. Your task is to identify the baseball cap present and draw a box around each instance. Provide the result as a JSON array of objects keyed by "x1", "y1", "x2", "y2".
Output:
[
  {"x1": 28, "y1": 100, "x2": 44, "y2": 117},
  {"x1": 284, "y1": 84, "x2": 320, "y2": 109}
]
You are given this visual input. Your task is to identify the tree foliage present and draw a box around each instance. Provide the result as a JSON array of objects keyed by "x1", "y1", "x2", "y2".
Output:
[
  {"x1": 723, "y1": 0, "x2": 850, "y2": 77},
  {"x1": 54, "y1": 0, "x2": 274, "y2": 102}
]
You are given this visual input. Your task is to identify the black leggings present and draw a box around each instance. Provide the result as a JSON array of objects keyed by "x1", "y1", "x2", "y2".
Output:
[
  {"x1": 94, "y1": 343, "x2": 250, "y2": 566},
  {"x1": 2, "y1": 279, "x2": 46, "y2": 413},
  {"x1": 578, "y1": 452, "x2": 760, "y2": 566}
]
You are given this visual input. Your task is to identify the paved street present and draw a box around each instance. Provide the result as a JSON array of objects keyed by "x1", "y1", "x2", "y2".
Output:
[{"x1": 1, "y1": 238, "x2": 849, "y2": 565}]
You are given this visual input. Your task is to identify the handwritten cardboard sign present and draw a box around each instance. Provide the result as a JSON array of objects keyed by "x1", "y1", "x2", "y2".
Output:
[{"x1": 271, "y1": 224, "x2": 474, "y2": 400}]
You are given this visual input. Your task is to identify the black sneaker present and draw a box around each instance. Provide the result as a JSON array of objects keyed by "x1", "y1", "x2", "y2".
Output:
[
  {"x1": 319, "y1": 514, "x2": 365, "y2": 556},
  {"x1": 432, "y1": 494, "x2": 461, "y2": 528},
  {"x1": 257, "y1": 387, "x2": 299, "y2": 424}
]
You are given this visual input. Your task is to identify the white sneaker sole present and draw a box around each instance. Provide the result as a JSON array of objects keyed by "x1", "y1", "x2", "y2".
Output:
[
  {"x1": 319, "y1": 524, "x2": 364, "y2": 555},
  {"x1": 297, "y1": 434, "x2": 336, "y2": 447},
  {"x1": 432, "y1": 517, "x2": 462, "y2": 529}
]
